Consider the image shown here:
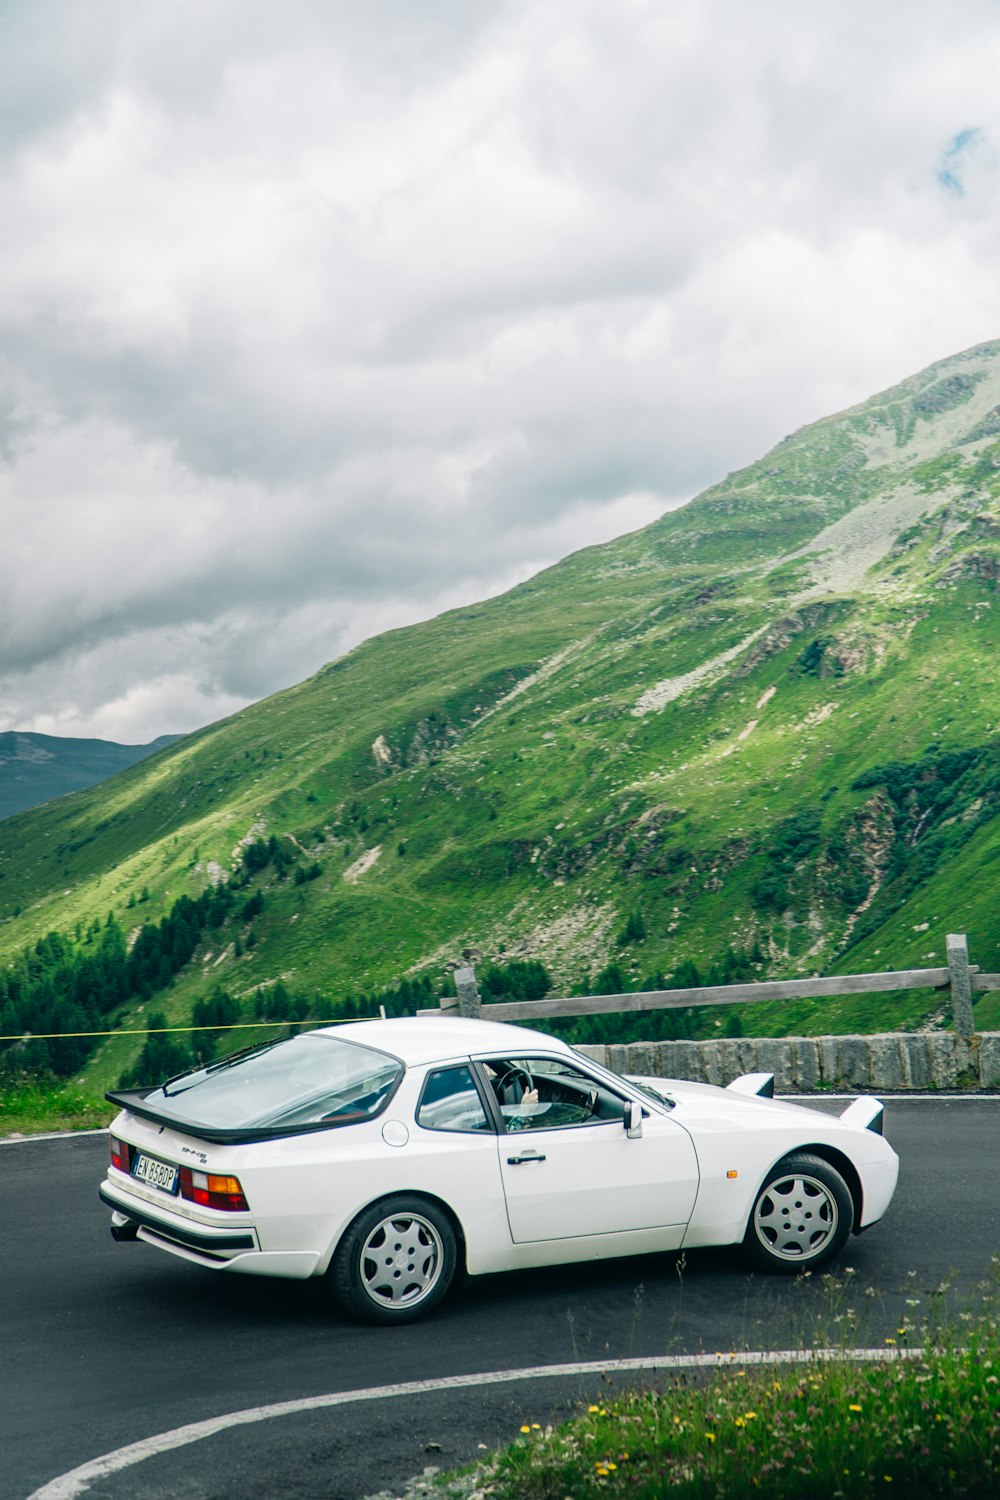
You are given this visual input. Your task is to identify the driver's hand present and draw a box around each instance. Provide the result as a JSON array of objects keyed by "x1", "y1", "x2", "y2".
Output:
[{"x1": 521, "y1": 1087, "x2": 539, "y2": 1104}]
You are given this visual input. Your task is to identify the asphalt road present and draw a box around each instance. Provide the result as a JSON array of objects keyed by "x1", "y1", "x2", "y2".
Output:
[{"x1": 2, "y1": 1098, "x2": 997, "y2": 1500}]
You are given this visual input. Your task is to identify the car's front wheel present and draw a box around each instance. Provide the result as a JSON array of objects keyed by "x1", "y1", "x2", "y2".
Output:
[
  {"x1": 743, "y1": 1153, "x2": 853, "y2": 1273},
  {"x1": 331, "y1": 1195, "x2": 457, "y2": 1323}
]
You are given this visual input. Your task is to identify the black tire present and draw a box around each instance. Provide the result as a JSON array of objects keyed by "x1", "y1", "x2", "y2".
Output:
[
  {"x1": 743, "y1": 1152, "x2": 853, "y2": 1274},
  {"x1": 331, "y1": 1195, "x2": 457, "y2": 1324}
]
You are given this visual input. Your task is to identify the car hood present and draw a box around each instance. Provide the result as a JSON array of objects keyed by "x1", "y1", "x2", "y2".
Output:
[{"x1": 626, "y1": 1074, "x2": 857, "y2": 1131}]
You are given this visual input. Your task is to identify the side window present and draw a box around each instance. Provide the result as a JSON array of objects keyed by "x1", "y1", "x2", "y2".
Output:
[
  {"x1": 416, "y1": 1065, "x2": 491, "y2": 1134},
  {"x1": 483, "y1": 1056, "x2": 624, "y2": 1133}
]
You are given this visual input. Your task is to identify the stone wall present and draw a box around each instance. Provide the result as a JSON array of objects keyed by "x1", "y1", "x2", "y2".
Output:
[{"x1": 575, "y1": 1032, "x2": 1000, "y2": 1092}]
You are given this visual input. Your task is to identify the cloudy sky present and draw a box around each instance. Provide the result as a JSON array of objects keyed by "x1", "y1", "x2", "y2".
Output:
[{"x1": 1, "y1": 0, "x2": 999, "y2": 743}]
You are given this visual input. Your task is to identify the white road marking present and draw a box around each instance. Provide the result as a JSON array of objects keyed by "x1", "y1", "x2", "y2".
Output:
[
  {"x1": 0, "y1": 1128, "x2": 107, "y2": 1146},
  {"x1": 29, "y1": 1347, "x2": 921, "y2": 1500}
]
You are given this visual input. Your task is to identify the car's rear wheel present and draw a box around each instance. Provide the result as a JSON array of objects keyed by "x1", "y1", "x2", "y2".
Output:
[
  {"x1": 331, "y1": 1195, "x2": 457, "y2": 1323},
  {"x1": 743, "y1": 1153, "x2": 853, "y2": 1273}
]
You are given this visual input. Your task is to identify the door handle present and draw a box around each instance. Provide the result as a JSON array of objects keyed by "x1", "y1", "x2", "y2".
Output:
[{"x1": 507, "y1": 1152, "x2": 547, "y2": 1165}]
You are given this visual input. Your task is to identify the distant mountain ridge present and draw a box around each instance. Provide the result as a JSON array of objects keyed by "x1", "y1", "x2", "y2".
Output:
[
  {"x1": 0, "y1": 731, "x2": 180, "y2": 821},
  {"x1": 1, "y1": 337, "x2": 998, "y2": 1092}
]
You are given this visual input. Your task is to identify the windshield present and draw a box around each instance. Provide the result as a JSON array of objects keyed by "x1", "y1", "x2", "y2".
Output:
[
  {"x1": 139, "y1": 1033, "x2": 402, "y2": 1129},
  {"x1": 630, "y1": 1078, "x2": 675, "y2": 1109}
]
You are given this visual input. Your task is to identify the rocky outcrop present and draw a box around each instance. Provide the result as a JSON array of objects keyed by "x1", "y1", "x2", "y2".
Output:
[{"x1": 936, "y1": 551, "x2": 1000, "y2": 588}]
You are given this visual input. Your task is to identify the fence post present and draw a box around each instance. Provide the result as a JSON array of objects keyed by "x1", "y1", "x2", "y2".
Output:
[
  {"x1": 453, "y1": 965, "x2": 483, "y2": 1019},
  {"x1": 946, "y1": 933, "x2": 974, "y2": 1039}
]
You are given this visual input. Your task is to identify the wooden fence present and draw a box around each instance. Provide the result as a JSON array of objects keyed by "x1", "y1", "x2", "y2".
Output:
[{"x1": 423, "y1": 933, "x2": 999, "y2": 1040}]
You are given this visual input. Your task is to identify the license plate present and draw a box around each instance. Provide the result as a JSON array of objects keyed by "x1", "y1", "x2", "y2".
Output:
[{"x1": 131, "y1": 1153, "x2": 179, "y2": 1195}]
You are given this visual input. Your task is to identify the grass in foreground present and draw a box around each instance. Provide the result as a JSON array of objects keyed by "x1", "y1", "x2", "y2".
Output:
[
  {"x1": 0, "y1": 1080, "x2": 110, "y2": 1137},
  {"x1": 442, "y1": 1271, "x2": 1000, "y2": 1499}
]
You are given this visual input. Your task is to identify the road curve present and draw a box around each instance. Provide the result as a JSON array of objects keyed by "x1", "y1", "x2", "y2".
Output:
[{"x1": 2, "y1": 1098, "x2": 996, "y2": 1500}]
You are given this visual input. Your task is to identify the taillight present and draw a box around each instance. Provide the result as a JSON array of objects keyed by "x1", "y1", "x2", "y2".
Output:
[
  {"x1": 178, "y1": 1167, "x2": 249, "y2": 1212},
  {"x1": 109, "y1": 1135, "x2": 131, "y2": 1172}
]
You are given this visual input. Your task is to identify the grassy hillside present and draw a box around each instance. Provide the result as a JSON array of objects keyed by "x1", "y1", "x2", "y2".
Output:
[{"x1": 2, "y1": 338, "x2": 999, "y2": 1109}]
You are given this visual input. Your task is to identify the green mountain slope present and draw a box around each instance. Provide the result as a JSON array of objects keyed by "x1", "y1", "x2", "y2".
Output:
[
  {"x1": 0, "y1": 732, "x2": 180, "y2": 821},
  {"x1": 2, "y1": 338, "x2": 999, "y2": 1094}
]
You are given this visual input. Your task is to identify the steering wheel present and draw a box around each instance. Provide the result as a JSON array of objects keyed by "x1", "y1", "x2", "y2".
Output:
[{"x1": 495, "y1": 1064, "x2": 535, "y2": 1105}]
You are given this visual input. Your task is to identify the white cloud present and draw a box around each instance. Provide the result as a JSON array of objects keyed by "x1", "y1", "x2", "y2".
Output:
[{"x1": 1, "y1": 0, "x2": 999, "y2": 741}]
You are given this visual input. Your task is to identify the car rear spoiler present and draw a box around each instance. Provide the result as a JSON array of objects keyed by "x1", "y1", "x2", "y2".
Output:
[
  {"x1": 726, "y1": 1072, "x2": 775, "y2": 1099},
  {"x1": 838, "y1": 1095, "x2": 885, "y2": 1135}
]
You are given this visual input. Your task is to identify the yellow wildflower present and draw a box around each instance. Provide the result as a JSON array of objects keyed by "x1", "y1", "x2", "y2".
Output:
[{"x1": 849, "y1": 1404, "x2": 863, "y2": 1412}]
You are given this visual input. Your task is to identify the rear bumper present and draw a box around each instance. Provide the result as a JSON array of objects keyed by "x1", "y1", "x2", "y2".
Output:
[
  {"x1": 100, "y1": 1180, "x2": 319, "y2": 1278},
  {"x1": 100, "y1": 1181, "x2": 257, "y2": 1256}
]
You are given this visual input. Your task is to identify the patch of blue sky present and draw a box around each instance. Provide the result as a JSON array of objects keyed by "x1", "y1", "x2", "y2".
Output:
[{"x1": 937, "y1": 127, "x2": 985, "y2": 196}]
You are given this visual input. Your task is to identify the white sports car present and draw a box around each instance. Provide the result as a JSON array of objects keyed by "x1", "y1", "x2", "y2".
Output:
[{"x1": 100, "y1": 1016, "x2": 898, "y2": 1323}]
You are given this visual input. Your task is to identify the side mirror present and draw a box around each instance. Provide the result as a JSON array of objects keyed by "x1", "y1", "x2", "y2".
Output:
[{"x1": 624, "y1": 1100, "x2": 643, "y2": 1139}]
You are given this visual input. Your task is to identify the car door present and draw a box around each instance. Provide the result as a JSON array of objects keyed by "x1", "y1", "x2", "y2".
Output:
[{"x1": 479, "y1": 1055, "x2": 699, "y2": 1244}]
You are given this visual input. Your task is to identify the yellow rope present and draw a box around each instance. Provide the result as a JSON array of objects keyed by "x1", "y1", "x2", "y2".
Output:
[{"x1": 0, "y1": 1016, "x2": 368, "y2": 1042}]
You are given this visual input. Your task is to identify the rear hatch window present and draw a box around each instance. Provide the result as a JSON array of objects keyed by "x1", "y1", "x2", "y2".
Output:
[{"x1": 108, "y1": 1033, "x2": 402, "y2": 1140}]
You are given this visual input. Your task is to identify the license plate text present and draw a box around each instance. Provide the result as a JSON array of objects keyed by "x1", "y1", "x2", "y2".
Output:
[{"x1": 132, "y1": 1154, "x2": 179, "y2": 1194}]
